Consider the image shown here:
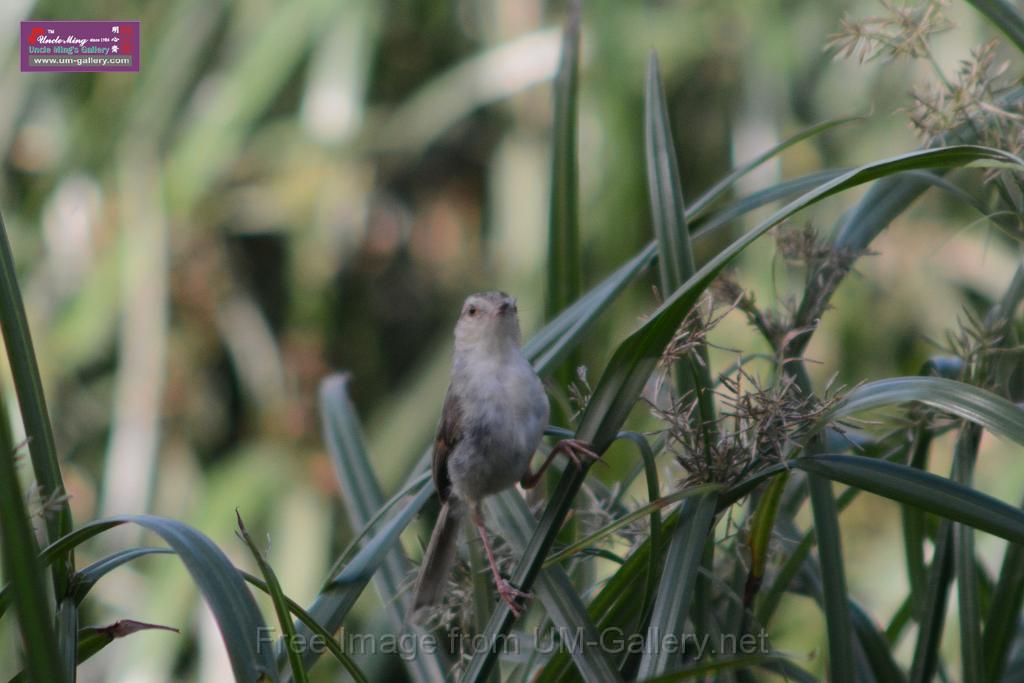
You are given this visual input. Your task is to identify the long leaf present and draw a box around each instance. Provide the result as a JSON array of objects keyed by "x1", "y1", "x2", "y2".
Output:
[
  {"x1": 8, "y1": 514, "x2": 278, "y2": 681},
  {"x1": 952, "y1": 426, "x2": 984, "y2": 683},
  {"x1": 965, "y1": 0, "x2": 1024, "y2": 55},
  {"x1": 687, "y1": 116, "x2": 862, "y2": 219},
  {"x1": 910, "y1": 521, "x2": 954, "y2": 683},
  {"x1": 69, "y1": 547, "x2": 174, "y2": 605},
  {"x1": 463, "y1": 143, "x2": 1023, "y2": 683},
  {"x1": 983, "y1": 523, "x2": 1024, "y2": 681},
  {"x1": 0, "y1": 389, "x2": 65, "y2": 682},
  {"x1": 544, "y1": 484, "x2": 718, "y2": 568},
  {"x1": 807, "y1": 470, "x2": 855, "y2": 683},
  {"x1": 849, "y1": 600, "x2": 906, "y2": 683},
  {"x1": 315, "y1": 374, "x2": 445, "y2": 681},
  {"x1": 644, "y1": 50, "x2": 716, "y2": 439},
  {"x1": 239, "y1": 571, "x2": 367, "y2": 683},
  {"x1": 831, "y1": 376, "x2": 1024, "y2": 445},
  {"x1": 294, "y1": 481, "x2": 433, "y2": 671},
  {"x1": 0, "y1": 212, "x2": 73, "y2": 591},
  {"x1": 485, "y1": 490, "x2": 624, "y2": 683},
  {"x1": 645, "y1": 51, "x2": 696, "y2": 298},
  {"x1": 237, "y1": 512, "x2": 308, "y2": 683},
  {"x1": 794, "y1": 455, "x2": 1024, "y2": 545},
  {"x1": 529, "y1": 120, "x2": 869, "y2": 378},
  {"x1": 581, "y1": 145, "x2": 1023, "y2": 455},
  {"x1": 545, "y1": 0, "x2": 581, "y2": 323},
  {"x1": 636, "y1": 491, "x2": 719, "y2": 678}
]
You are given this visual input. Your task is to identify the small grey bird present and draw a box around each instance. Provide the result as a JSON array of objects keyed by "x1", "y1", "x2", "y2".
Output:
[{"x1": 410, "y1": 291, "x2": 597, "y2": 617}]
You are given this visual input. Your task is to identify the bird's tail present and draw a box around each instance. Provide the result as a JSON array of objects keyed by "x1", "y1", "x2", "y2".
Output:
[{"x1": 410, "y1": 499, "x2": 463, "y2": 616}]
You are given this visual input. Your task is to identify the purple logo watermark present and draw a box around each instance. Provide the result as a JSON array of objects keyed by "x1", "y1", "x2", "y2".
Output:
[{"x1": 21, "y1": 21, "x2": 139, "y2": 73}]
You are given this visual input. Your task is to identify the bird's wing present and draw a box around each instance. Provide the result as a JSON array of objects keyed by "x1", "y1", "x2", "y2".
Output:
[{"x1": 432, "y1": 386, "x2": 462, "y2": 501}]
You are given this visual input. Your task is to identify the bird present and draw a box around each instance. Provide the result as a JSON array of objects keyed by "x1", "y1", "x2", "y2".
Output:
[{"x1": 410, "y1": 291, "x2": 598, "y2": 618}]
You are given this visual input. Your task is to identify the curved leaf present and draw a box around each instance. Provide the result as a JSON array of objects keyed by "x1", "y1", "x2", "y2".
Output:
[
  {"x1": 10, "y1": 514, "x2": 278, "y2": 681},
  {"x1": 69, "y1": 547, "x2": 174, "y2": 605},
  {"x1": 831, "y1": 376, "x2": 1024, "y2": 445},
  {"x1": 0, "y1": 212, "x2": 73, "y2": 583},
  {"x1": 464, "y1": 143, "x2": 1024, "y2": 683},
  {"x1": 794, "y1": 455, "x2": 1024, "y2": 545}
]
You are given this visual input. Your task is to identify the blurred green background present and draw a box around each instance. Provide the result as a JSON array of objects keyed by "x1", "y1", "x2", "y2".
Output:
[{"x1": 1, "y1": 0, "x2": 1021, "y2": 680}]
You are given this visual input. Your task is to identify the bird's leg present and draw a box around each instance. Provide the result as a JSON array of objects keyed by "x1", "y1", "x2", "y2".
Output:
[
  {"x1": 471, "y1": 506, "x2": 531, "y2": 617},
  {"x1": 520, "y1": 439, "x2": 601, "y2": 489}
]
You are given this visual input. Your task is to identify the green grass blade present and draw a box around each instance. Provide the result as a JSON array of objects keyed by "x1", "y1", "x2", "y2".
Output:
[
  {"x1": 902, "y1": 427, "x2": 932, "y2": 616},
  {"x1": 618, "y1": 433, "x2": 664, "y2": 627},
  {"x1": 236, "y1": 512, "x2": 308, "y2": 683},
  {"x1": 527, "y1": 243, "x2": 657, "y2": 375},
  {"x1": 315, "y1": 374, "x2": 447, "y2": 681},
  {"x1": 690, "y1": 169, "x2": 848, "y2": 237},
  {"x1": 320, "y1": 470, "x2": 430, "y2": 588},
  {"x1": 467, "y1": 144, "x2": 1022, "y2": 683},
  {"x1": 910, "y1": 521, "x2": 954, "y2": 683},
  {"x1": 688, "y1": 116, "x2": 861, "y2": 219},
  {"x1": 485, "y1": 489, "x2": 624, "y2": 682},
  {"x1": 294, "y1": 481, "x2": 433, "y2": 672},
  {"x1": 131, "y1": 515, "x2": 280, "y2": 681},
  {"x1": 0, "y1": 212, "x2": 73, "y2": 591},
  {"x1": 636, "y1": 491, "x2": 719, "y2": 678},
  {"x1": 831, "y1": 376, "x2": 1024, "y2": 445},
  {"x1": 983, "y1": 529, "x2": 1024, "y2": 681},
  {"x1": 327, "y1": 481, "x2": 432, "y2": 588},
  {"x1": 529, "y1": 121, "x2": 862, "y2": 378},
  {"x1": 56, "y1": 598, "x2": 77, "y2": 683},
  {"x1": 964, "y1": 0, "x2": 1024, "y2": 55},
  {"x1": 544, "y1": 484, "x2": 720, "y2": 567},
  {"x1": 644, "y1": 51, "x2": 716, "y2": 437},
  {"x1": 581, "y1": 145, "x2": 1022, "y2": 454},
  {"x1": 807, "y1": 471, "x2": 855, "y2": 683},
  {"x1": 755, "y1": 467, "x2": 867, "y2": 627},
  {"x1": 29, "y1": 514, "x2": 280, "y2": 681},
  {"x1": 535, "y1": 509, "x2": 684, "y2": 683},
  {"x1": 954, "y1": 522, "x2": 984, "y2": 682},
  {"x1": 68, "y1": 547, "x2": 175, "y2": 606},
  {"x1": 952, "y1": 426, "x2": 984, "y2": 683},
  {"x1": 645, "y1": 51, "x2": 696, "y2": 298},
  {"x1": 795, "y1": 455, "x2": 1024, "y2": 544},
  {"x1": 239, "y1": 571, "x2": 368, "y2": 683},
  {"x1": 745, "y1": 472, "x2": 788, "y2": 608},
  {"x1": 545, "y1": 0, "x2": 581, "y2": 324},
  {"x1": 783, "y1": 88, "x2": 1024, "y2": 361},
  {"x1": 849, "y1": 600, "x2": 906, "y2": 683},
  {"x1": 0, "y1": 389, "x2": 65, "y2": 682}
]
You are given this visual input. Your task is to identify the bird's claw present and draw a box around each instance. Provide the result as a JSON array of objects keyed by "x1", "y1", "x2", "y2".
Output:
[
  {"x1": 553, "y1": 439, "x2": 605, "y2": 470},
  {"x1": 497, "y1": 579, "x2": 532, "y2": 617}
]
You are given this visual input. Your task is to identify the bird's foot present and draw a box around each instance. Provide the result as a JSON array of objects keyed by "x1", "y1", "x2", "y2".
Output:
[
  {"x1": 553, "y1": 439, "x2": 604, "y2": 470},
  {"x1": 497, "y1": 578, "x2": 532, "y2": 617}
]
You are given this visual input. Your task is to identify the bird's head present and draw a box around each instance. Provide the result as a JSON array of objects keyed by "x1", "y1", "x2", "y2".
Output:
[{"x1": 454, "y1": 291, "x2": 521, "y2": 353}]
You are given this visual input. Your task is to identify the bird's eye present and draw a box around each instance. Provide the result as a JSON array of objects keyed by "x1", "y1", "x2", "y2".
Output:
[{"x1": 467, "y1": 305, "x2": 478, "y2": 317}]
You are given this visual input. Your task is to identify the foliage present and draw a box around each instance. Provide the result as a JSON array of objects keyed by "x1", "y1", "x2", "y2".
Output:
[{"x1": 1, "y1": 1, "x2": 1024, "y2": 682}]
